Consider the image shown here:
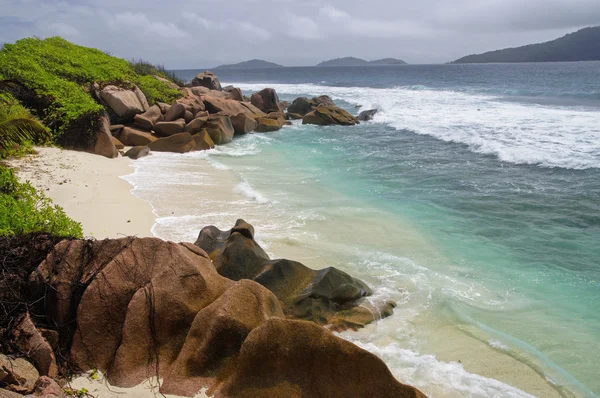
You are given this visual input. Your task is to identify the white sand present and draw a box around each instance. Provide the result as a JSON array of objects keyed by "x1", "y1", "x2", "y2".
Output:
[
  {"x1": 8, "y1": 147, "x2": 155, "y2": 239},
  {"x1": 69, "y1": 372, "x2": 211, "y2": 398}
]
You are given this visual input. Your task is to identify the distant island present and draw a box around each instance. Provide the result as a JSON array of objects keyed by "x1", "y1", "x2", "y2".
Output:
[
  {"x1": 317, "y1": 57, "x2": 407, "y2": 67},
  {"x1": 452, "y1": 26, "x2": 600, "y2": 63},
  {"x1": 214, "y1": 59, "x2": 284, "y2": 69}
]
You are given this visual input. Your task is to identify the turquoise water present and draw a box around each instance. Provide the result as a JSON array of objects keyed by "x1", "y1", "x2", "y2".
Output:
[{"x1": 129, "y1": 64, "x2": 599, "y2": 397}]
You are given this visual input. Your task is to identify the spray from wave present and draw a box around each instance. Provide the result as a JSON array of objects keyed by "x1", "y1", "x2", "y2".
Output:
[{"x1": 231, "y1": 82, "x2": 600, "y2": 170}]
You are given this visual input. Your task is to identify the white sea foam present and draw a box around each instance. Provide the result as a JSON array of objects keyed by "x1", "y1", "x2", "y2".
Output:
[
  {"x1": 232, "y1": 82, "x2": 600, "y2": 169},
  {"x1": 489, "y1": 340, "x2": 510, "y2": 351},
  {"x1": 234, "y1": 179, "x2": 274, "y2": 204},
  {"x1": 341, "y1": 338, "x2": 537, "y2": 398}
]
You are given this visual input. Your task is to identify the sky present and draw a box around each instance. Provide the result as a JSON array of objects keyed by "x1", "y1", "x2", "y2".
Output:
[{"x1": 1, "y1": 0, "x2": 599, "y2": 68}]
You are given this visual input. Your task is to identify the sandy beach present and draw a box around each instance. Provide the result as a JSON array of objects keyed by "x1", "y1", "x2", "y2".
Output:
[{"x1": 8, "y1": 147, "x2": 155, "y2": 239}]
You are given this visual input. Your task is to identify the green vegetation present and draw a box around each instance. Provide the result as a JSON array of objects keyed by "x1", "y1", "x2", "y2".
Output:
[
  {"x1": 0, "y1": 37, "x2": 181, "y2": 142},
  {"x1": 0, "y1": 92, "x2": 50, "y2": 159},
  {"x1": 452, "y1": 26, "x2": 600, "y2": 63},
  {"x1": 0, "y1": 165, "x2": 83, "y2": 237},
  {"x1": 129, "y1": 59, "x2": 185, "y2": 87}
]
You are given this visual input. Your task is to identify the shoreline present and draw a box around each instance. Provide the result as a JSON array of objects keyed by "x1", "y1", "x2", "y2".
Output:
[
  {"x1": 125, "y1": 148, "x2": 568, "y2": 398},
  {"x1": 8, "y1": 147, "x2": 156, "y2": 239},
  {"x1": 6, "y1": 147, "x2": 573, "y2": 398}
]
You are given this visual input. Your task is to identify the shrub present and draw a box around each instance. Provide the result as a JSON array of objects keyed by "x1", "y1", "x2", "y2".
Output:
[
  {"x1": 0, "y1": 37, "x2": 182, "y2": 142},
  {"x1": 0, "y1": 165, "x2": 83, "y2": 238},
  {"x1": 129, "y1": 59, "x2": 185, "y2": 87}
]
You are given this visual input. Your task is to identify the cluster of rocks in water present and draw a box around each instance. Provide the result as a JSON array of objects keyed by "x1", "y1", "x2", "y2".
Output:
[
  {"x1": 83, "y1": 71, "x2": 377, "y2": 159},
  {"x1": 0, "y1": 221, "x2": 425, "y2": 397}
]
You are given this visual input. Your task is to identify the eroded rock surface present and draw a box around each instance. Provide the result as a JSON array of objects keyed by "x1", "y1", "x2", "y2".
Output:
[
  {"x1": 195, "y1": 219, "x2": 395, "y2": 330},
  {"x1": 3, "y1": 229, "x2": 423, "y2": 398}
]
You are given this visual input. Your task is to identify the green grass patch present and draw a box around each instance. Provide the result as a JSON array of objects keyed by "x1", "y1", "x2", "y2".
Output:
[
  {"x1": 0, "y1": 165, "x2": 83, "y2": 238},
  {"x1": 0, "y1": 37, "x2": 181, "y2": 141}
]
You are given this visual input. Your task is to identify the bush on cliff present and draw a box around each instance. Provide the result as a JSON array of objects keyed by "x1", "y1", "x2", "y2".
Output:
[
  {"x1": 0, "y1": 165, "x2": 83, "y2": 237},
  {"x1": 0, "y1": 37, "x2": 181, "y2": 143},
  {"x1": 129, "y1": 59, "x2": 185, "y2": 87}
]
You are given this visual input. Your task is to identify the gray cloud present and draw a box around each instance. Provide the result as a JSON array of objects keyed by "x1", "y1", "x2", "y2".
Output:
[{"x1": 0, "y1": 0, "x2": 598, "y2": 67}]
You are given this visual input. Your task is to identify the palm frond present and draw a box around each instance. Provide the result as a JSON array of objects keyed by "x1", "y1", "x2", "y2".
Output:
[{"x1": 0, "y1": 118, "x2": 49, "y2": 149}]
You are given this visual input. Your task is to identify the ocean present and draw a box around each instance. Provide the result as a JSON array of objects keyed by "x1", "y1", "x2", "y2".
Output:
[{"x1": 124, "y1": 63, "x2": 600, "y2": 397}]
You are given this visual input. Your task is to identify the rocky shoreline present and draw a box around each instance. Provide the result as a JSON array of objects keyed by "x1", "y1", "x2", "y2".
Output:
[
  {"x1": 81, "y1": 70, "x2": 374, "y2": 160},
  {"x1": 0, "y1": 220, "x2": 424, "y2": 397},
  {"x1": 0, "y1": 71, "x2": 418, "y2": 398}
]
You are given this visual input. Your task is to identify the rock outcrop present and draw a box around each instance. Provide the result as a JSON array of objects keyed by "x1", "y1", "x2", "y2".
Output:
[
  {"x1": 191, "y1": 71, "x2": 222, "y2": 91},
  {"x1": 215, "y1": 318, "x2": 426, "y2": 398},
  {"x1": 185, "y1": 113, "x2": 210, "y2": 134},
  {"x1": 98, "y1": 85, "x2": 148, "y2": 120},
  {"x1": 134, "y1": 105, "x2": 162, "y2": 131},
  {"x1": 18, "y1": 233, "x2": 423, "y2": 398},
  {"x1": 148, "y1": 132, "x2": 196, "y2": 153},
  {"x1": 116, "y1": 127, "x2": 157, "y2": 147},
  {"x1": 192, "y1": 130, "x2": 215, "y2": 151},
  {"x1": 230, "y1": 114, "x2": 258, "y2": 135},
  {"x1": 203, "y1": 115, "x2": 235, "y2": 145},
  {"x1": 358, "y1": 109, "x2": 378, "y2": 121},
  {"x1": 153, "y1": 119, "x2": 186, "y2": 137},
  {"x1": 194, "y1": 220, "x2": 395, "y2": 330},
  {"x1": 288, "y1": 95, "x2": 336, "y2": 116},
  {"x1": 223, "y1": 86, "x2": 244, "y2": 101},
  {"x1": 124, "y1": 146, "x2": 150, "y2": 159},
  {"x1": 0, "y1": 354, "x2": 39, "y2": 394},
  {"x1": 12, "y1": 314, "x2": 58, "y2": 379},
  {"x1": 202, "y1": 96, "x2": 265, "y2": 119},
  {"x1": 302, "y1": 106, "x2": 360, "y2": 126},
  {"x1": 91, "y1": 114, "x2": 119, "y2": 159},
  {"x1": 255, "y1": 117, "x2": 282, "y2": 132},
  {"x1": 250, "y1": 88, "x2": 282, "y2": 113}
]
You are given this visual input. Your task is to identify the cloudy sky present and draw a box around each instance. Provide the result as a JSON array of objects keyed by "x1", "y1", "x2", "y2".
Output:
[{"x1": 1, "y1": 0, "x2": 599, "y2": 68}]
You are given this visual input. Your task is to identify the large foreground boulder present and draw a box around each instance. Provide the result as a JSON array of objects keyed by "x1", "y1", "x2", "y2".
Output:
[
  {"x1": 302, "y1": 105, "x2": 360, "y2": 126},
  {"x1": 25, "y1": 235, "x2": 423, "y2": 398},
  {"x1": 148, "y1": 132, "x2": 195, "y2": 153},
  {"x1": 194, "y1": 220, "x2": 394, "y2": 330},
  {"x1": 191, "y1": 71, "x2": 222, "y2": 91},
  {"x1": 250, "y1": 88, "x2": 282, "y2": 113},
  {"x1": 215, "y1": 318, "x2": 426, "y2": 398}
]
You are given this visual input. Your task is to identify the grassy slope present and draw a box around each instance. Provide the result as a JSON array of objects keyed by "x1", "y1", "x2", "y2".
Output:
[
  {"x1": 0, "y1": 37, "x2": 182, "y2": 140},
  {"x1": 0, "y1": 36, "x2": 183, "y2": 238}
]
